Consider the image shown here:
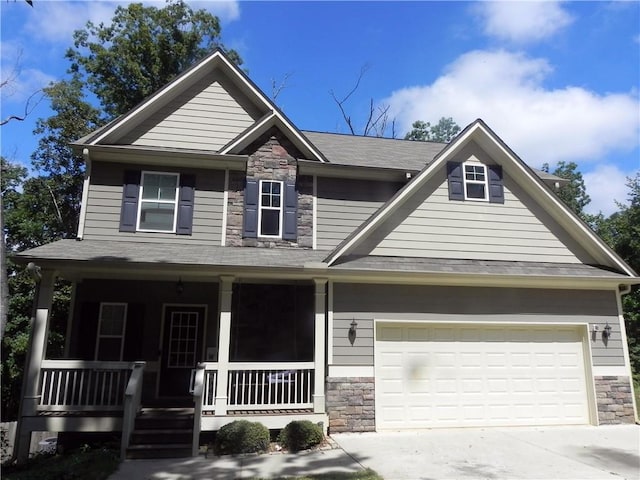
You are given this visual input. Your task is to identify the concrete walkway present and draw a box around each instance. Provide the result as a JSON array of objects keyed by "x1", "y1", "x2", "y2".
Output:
[
  {"x1": 108, "y1": 448, "x2": 363, "y2": 479},
  {"x1": 333, "y1": 424, "x2": 640, "y2": 480}
]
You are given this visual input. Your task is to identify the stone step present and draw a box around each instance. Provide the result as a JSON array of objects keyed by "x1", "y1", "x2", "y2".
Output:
[
  {"x1": 131, "y1": 429, "x2": 192, "y2": 445},
  {"x1": 126, "y1": 443, "x2": 192, "y2": 459}
]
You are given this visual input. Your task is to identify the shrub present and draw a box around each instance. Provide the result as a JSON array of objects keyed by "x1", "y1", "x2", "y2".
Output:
[
  {"x1": 277, "y1": 420, "x2": 323, "y2": 452},
  {"x1": 213, "y1": 420, "x2": 269, "y2": 455}
]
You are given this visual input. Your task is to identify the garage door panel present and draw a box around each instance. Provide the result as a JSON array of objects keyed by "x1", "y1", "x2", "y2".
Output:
[{"x1": 375, "y1": 323, "x2": 590, "y2": 429}]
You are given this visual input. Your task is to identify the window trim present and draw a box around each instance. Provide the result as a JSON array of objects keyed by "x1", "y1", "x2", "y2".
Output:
[
  {"x1": 257, "y1": 179, "x2": 284, "y2": 238},
  {"x1": 95, "y1": 302, "x2": 128, "y2": 361},
  {"x1": 136, "y1": 171, "x2": 180, "y2": 233},
  {"x1": 463, "y1": 162, "x2": 489, "y2": 202}
]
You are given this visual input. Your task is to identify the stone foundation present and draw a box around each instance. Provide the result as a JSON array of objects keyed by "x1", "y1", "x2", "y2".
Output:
[
  {"x1": 594, "y1": 376, "x2": 636, "y2": 424},
  {"x1": 326, "y1": 377, "x2": 375, "y2": 433}
]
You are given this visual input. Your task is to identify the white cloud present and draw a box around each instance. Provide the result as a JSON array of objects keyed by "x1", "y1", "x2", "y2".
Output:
[
  {"x1": 474, "y1": 1, "x2": 574, "y2": 43},
  {"x1": 1, "y1": 41, "x2": 56, "y2": 105},
  {"x1": 583, "y1": 164, "x2": 637, "y2": 216},
  {"x1": 384, "y1": 50, "x2": 640, "y2": 167},
  {"x1": 193, "y1": 1, "x2": 241, "y2": 22}
]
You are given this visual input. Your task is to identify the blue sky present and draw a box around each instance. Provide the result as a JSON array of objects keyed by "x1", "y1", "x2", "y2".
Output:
[{"x1": 1, "y1": 0, "x2": 639, "y2": 215}]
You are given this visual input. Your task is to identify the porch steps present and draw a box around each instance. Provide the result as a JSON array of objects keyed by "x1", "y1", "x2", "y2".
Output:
[{"x1": 126, "y1": 408, "x2": 194, "y2": 459}]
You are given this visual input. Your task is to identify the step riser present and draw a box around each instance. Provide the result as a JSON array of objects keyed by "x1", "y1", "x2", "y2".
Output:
[
  {"x1": 131, "y1": 433, "x2": 192, "y2": 444},
  {"x1": 126, "y1": 448, "x2": 191, "y2": 459},
  {"x1": 134, "y1": 419, "x2": 192, "y2": 430}
]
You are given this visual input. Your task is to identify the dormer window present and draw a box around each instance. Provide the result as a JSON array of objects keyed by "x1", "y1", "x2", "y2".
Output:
[
  {"x1": 259, "y1": 180, "x2": 283, "y2": 237},
  {"x1": 464, "y1": 163, "x2": 488, "y2": 201}
]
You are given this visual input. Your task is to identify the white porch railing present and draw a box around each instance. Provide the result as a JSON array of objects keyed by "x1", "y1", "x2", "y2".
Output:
[
  {"x1": 38, "y1": 360, "x2": 135, "y2": 411},
  {"x1": 120, "y1": 362, "x2": 145, "y2": 460},
  {"x1": 228, "y1": 362, "x2": 314, "y2": 411}
]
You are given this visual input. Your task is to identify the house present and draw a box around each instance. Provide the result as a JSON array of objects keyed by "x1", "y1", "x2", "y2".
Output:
[{"x1": 13, "y1": 49, "x2": 638, "y2": 461}]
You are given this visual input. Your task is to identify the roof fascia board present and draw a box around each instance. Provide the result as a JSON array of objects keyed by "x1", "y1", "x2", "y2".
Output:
[
  {"x1": 218, "y1": 112, "x2": 276, "y2": 153},
  {"x1": 78, "y1": 144, "x2": 248, "y2": 171},
  {"x1": 471, "y1": 121, "x2": 636, "y2": 276},
  {"x1": 14, "y1": 256, "x2": 636, "y2": 290},
  {"x1": 324, "y1": 121, "x2": 480, "y2": 265}
]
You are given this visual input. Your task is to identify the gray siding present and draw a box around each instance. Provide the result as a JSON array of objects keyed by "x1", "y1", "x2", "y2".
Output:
[
  {"x1": 332, "y1": 283, "x2": 623, "y2": 367},
  {"x1": 116, "y1": 72, "x2": 258, "y2": 151},
  {"x1": 357, "y1": 144, "x2": 595, "y2": 264},
  {"x1": 83, "y1": 161, "x2": 225, "y2": 245},
  {"x1": 316, "y1": 177, "x2": 403, "y2": 250}
]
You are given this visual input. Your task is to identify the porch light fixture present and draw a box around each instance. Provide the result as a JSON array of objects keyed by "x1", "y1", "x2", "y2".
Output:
[
  {"x1": 348, "y1": 319, "x2": 358, "y2": 346},
  {"x1": 176, "y1": 278, "x2": 184, "y2": 295},
  {"x1": 603, "y1": 322, "x2": 612, "y2": 340}
]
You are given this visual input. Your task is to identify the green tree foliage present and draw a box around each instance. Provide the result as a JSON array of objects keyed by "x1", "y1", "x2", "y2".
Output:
[
  {"x1": 542, "y1": 161, "x2": 591, "y2": 219},
  {"x1": 404, "y1": 117, "x2": 461, "y2": 143},
  {"x1": 66, "y1": 0, "x2": 242, "y2": 118}
]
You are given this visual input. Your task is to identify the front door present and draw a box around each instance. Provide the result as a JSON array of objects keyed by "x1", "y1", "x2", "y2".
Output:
[{"x1": 158, "y1": 305, "x2": 205, "y2": 398}]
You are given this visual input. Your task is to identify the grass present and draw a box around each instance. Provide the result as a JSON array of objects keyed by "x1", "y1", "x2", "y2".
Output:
[
  {"x1": 1, "y1": 446, "x2": 119, "y2": 480},
  {"x1": 260, "y1": 469, "x2": 383, "y2": 480}
]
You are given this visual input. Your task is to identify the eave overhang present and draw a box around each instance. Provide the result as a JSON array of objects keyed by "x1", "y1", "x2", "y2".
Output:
[
  {"x1": 71, "y1": 144, "x2": 248, "y2": 171},
  {"x1": 297, "y1": 159, "x2": 415, "y2": 181}
]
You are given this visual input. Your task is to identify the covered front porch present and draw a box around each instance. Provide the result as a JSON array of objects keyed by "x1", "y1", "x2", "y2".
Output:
[{"x1": 15, "y1": 266, "x2": 328, "y2": 461}]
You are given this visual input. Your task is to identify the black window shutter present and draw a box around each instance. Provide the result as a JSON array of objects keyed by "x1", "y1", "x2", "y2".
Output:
[
  {"x1": 74, "y1": 302, "x2": 100, "y2": 360},
  {"x1": 447, "y1": 162, "x2": 464, "y2": 200},
  {"x1": 123, "y1": 304, "x2": 145, "y2": 361},
  {"x1": 119, "y1": 170, "x2": 141, "y2": 232},
  {"x1": 243, "y1": 178, "x2": 258, "y2": 238},
  {"x1": 282, "y1": 180, "x2": 297, "y2": 241},
  {"x1": 176, "y1": 174, "x2": 196, "y2": 235},
  {"x1": 488, "y1": 165, "x2": 505, "y2": 204}
]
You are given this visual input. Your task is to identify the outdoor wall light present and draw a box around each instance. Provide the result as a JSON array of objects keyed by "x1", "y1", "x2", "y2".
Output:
[
  {"x1": 176, "y1": 277, "x2": 184, "y2": 295},
  {"x1": 348, "y1": 319, "x2": 358, "y2": 346},
  {"x1": 603, "y1": 322, "x2": 612, "y2": 340}
]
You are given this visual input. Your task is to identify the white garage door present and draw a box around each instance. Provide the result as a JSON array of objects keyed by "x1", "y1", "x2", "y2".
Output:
[{"x1": 375, "y1": 323, "x2": 591, "y2": 430}]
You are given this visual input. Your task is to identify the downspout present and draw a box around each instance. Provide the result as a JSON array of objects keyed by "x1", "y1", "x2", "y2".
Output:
[
  {"x1": 76, "y1": 148, "x2": 92, "y2": 240},
  {"x1": 617, "y1": 283, "x2": 638, "y2": 423}
]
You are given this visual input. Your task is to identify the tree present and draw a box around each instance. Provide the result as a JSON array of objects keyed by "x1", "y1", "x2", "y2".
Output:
[
  {"x1": 66, "y1": 0, "x2": 242, "y2": 118},
  {"x1": 404, "y1": 117, "x2": 461, "y2": 143},
  {"x1": 542, "y1": 161, "x2": 591, "y2": 219}
]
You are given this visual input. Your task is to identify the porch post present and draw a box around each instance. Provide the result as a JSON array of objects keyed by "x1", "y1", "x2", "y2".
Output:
[
  {"x1": 214, "y1": 275, "x2": 234, "y2": 416},
  {"x1": 313, "y1": 278, "x2": 327, "y2": 413},
  {"x1": 16, "y1": 265, "x2": 55, "y2": 463}
]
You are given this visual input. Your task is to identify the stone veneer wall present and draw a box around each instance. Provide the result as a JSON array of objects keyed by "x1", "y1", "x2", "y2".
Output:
[
  {"x1": 594, "y1": 376, "x2": 636, "y2": 424},
  {"x1": 326, "y1": 377, "x2": 375, "y2": 433},
  {"x1": 225, "y1": 127, "x2": 313, "y2": 248}
]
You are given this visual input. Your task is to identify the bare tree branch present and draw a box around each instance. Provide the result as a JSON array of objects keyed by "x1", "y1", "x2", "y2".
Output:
[
  {"x1": 271, "y1": 72, "x2": 293, "y2": 101},
  {"x1": 329, "y1": 64, "x2": 370, "y2": 135},
  {"x1": 0, "y1": 88, "x2": 45, "y2": 126}
]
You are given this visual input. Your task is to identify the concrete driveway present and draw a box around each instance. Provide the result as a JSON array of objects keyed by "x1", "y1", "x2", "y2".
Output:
[{"x1": 332, "y1": 425, "x2": 640, "y2": 480}]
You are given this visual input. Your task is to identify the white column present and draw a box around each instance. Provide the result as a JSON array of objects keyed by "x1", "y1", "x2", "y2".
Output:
[
  {"x1": 214, "y1": 275, "x2": 234, "y2": 416},
  {"x1": 313, "y1": 278, "x2": 328, "y2": 413},
  {"x1": 17, "y1": 267, "x2": 55, "y2": 462}
]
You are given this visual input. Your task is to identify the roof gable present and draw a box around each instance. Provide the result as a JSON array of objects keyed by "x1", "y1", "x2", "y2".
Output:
[
  {"x1": 325, "y1": 119, "x2": 635, "y2": 277},
  {"x1": 74, "y1": 49, "x2": 326, "y2": 162}
]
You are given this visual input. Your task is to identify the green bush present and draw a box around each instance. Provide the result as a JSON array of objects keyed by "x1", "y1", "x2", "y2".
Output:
[
  {"x1": 213, "y1": 420, "x2": 270, "y2": 455},
  {"x1": 277, "y1": 420, "x2": 323, "y2": 452}
]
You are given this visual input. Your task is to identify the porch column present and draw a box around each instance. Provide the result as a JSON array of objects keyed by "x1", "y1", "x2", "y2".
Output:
[
  {"x1": 313, "y1": 278, "x2": 328, "y2": 413},
  {"x1": 16, "y1": 265, "x2": 55, "y2": 463},
  {"x1": 214, "y1": 275, "x2": 234, "y2": 416}
]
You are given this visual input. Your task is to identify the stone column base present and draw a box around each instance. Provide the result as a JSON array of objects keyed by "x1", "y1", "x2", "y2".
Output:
[
  {"x1": 594, "y1": 376, "x2": 635, "y2": 424},
  {"x1": 326, "y1": 377, "x2": 375, "y2": 433}
]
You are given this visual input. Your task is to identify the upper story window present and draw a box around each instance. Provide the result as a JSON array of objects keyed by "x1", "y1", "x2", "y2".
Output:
[
  {"x1": 120, "y1": 170, "x2": 195, "y2": 235},
  {"x1": 137, "y1": 172, "x2": 179, "y2": 232},
  {"x1": 447, "y1": 161, "x2": 504, "y2": 204},
  {"x1": 259, "y1": 180, "x2": 283, "y2": 237},
  {"x1": 96, "y1": 303, "x2": 127, "y2": 361},
  {"x1": 464, "y1": 163, "x2": 488, "y2": 201}
]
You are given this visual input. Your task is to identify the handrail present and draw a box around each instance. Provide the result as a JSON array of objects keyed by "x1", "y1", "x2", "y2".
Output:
[
  {"x1": 41, "y1": 359, "x2": 134, "y2": 369},
  {"x1": 227, "y1": 361, "x2": 314, "y2": 370},
  {"x1": 191, "y1": 364, "x2": 205, "y2": 457},
  {"x1": 120, "y1": 361, "x2": 145, "y2": 460}
]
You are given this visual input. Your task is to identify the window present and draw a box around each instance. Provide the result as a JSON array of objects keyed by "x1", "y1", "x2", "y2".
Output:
[
  {"x1": 464, "y1": 163, "x2": 488, "y2": 201},
  {"x1": 137, "y1": 172, "x2": 179, "y2": 232},
  {"x1": 96, "y1": 303, "x2": 127, "y2": 361},
  {"x1": 258, "y1": 180, "x2": 283, "y2": 237},
  {"x1": 447, "y1": 161, "x2": 504, "y2": 204}
]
